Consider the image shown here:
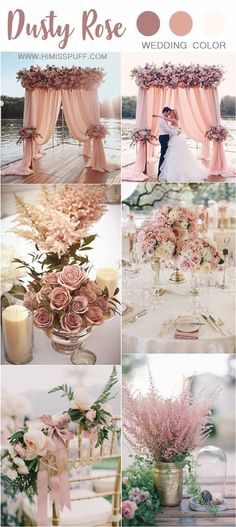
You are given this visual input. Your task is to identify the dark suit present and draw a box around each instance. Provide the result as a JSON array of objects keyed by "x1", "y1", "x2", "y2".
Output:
[{"x1": 158, "y1": 134, "x2": 169, "y2": 177}]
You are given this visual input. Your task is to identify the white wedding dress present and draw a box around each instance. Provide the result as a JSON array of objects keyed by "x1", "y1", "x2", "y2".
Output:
[{"x1": 159, "y1": 126, "x2": 208, "y2": 182}]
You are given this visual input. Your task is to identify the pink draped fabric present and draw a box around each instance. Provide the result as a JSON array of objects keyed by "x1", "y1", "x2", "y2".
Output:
[
  {"x1": 3, "y1": 86, "x2": 108, "y2": 175},
  {"x1": 130, "y1": 85, "x2": 228, "y2": 179}
]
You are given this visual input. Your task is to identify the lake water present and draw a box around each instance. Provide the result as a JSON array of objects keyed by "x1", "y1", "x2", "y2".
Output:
[
  {"x1": 1, "y1": 118, "x2": 121, "y2": 165},
  {"x1": 122, "y1": 118, "x2": 236, "y2": 167}
]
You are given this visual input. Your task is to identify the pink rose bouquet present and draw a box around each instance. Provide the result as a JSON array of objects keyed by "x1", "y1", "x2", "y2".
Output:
[
  {"x1": 131, "y1": 128, "x2": 156, "y2": 146},
  {"x1": 178, "y1": 237, "x2": 223, "y2": 273},
  {"x1": 86, "y1": 124, "x2": 108, "y2": 139},
  {"x1": 205, "y1": 125, "x2": 229, "y2": 142},
  {"x1": 139, "y1": 222, "x2": 176, "y2": 259},
  {"x1": 17, "y1": 65, "x2": 105, "y2": 90},
  {"x1": 16, "y1": 127, "x2": 42, "y2": 144},
  {"x1": 27, "y1": 264, "x2": 118, "y2": 335},
  {"x1": 155, "y1": 204, "x2": 198, "y2": 242}
]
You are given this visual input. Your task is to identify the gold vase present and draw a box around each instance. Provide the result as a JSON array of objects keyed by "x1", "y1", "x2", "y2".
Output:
[
  {"x1": 151, "y1": 257, "x2": 165, "y2": 296},
  {"x1": 153, "y1": 462, "x2": 184, "y2": 507}
]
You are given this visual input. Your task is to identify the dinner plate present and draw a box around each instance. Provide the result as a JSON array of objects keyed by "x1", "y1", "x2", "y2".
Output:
[{"x1": 174, "y1": 315, "x2": 201, "y2": 333}]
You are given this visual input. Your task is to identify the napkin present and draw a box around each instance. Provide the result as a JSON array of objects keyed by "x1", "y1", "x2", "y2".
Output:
[{"x1": 175, "y1": 329, "x2": 199, "y2": 340}]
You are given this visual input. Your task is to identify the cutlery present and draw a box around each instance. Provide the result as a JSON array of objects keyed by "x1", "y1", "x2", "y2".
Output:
[
  {"x1": 201, "y1": 313, "x2": 220, "y2": 333},
  {"x1": 209, "y1": 315, "x2": 231, "y2": 337},
  {"x1": 123, "y1": 309, "x2": 147, "y2": 326},
  {"x1": 174, "y1": 322, "x2": 206, "y2": 328}
]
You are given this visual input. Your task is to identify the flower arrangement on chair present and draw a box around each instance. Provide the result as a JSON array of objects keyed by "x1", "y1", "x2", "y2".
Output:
[{"x1": 1, "y1": 367, "x2": 120, "y2": 526}]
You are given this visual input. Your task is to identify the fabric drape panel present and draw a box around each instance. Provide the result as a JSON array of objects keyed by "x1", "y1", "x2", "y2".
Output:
[
  {"x1": 61, "y1": 89, "x2": 107, "y2": 172},
  {"x1": 133, "y1": 88, "x2": 148, "y2": 177},
  {"x1": 32, "y1": 89, "x2": 62, "y2": 159}
]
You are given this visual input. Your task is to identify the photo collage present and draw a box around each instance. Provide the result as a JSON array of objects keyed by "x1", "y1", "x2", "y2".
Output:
[{"x1": 1, "y1": 48, "x2": 235, "y2": 527}]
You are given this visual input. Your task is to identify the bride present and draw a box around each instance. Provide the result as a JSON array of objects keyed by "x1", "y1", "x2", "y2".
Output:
[{"x1": 158, "y1": 110, "x2": 208, "y2": 183}]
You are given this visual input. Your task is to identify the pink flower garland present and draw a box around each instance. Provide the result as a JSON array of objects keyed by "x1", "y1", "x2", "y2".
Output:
[
  {"x1": 131, "y1": 62, "x2": 224, "y2": 89},
  {"x1": 86, "y1": 124, "x2": 108, "y2": 139},
  {"x1": 17, "y1": 65, "x2": 105, "y2": 90}
]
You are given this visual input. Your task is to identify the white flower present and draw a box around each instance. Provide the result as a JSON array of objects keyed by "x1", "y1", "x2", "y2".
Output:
[
  {"x1": 1, "y1": 393, "x2": 30, "y2": 418},
  {"x1": 14, "y1": 457, "x2": 29, "y2": 475},
  {"x1": 24, "y1": 429, "x2": 54, "y2": 458},
  {"x1": 71, "y1": 388, "x2": 93, "y2": 411},
  {"x1": 0, "y1": 244, "x2": 26, "y2": 296},
  {"x1": 2, "y1": 460, "x2": 18, "y2": 481}
]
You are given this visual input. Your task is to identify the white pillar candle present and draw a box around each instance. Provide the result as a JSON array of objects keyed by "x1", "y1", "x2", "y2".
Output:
[
  {"x1": 96, "y1": 267, "x2": 119, "y2": 297},
  {"x1": 2, "y1": 305, "x2": 33, "y2": 364}
]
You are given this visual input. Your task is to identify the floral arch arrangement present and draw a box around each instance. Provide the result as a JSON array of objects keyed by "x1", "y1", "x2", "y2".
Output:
[
  {"x1": 130, "y1": 62, "x2": 228, "y2": 179},
  {"x1": 4, "y1": 64, "x2": 110, "y2": 176}
]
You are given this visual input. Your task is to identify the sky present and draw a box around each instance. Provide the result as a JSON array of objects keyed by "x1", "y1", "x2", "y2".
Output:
[
  {"x1": 122, "y1": 51, "x2": 236, "y2": 98},
  {"x1": 126, "y1": 354, "x2": 230, "y2": 398},
  {"x1": 1, "y1": 52, "x2": 121, "y2": 101}
]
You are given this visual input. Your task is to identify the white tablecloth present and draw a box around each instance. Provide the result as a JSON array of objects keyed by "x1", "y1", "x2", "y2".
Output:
[{"x1": 122, "y1": 272, "x2": 235, "y2": 354}]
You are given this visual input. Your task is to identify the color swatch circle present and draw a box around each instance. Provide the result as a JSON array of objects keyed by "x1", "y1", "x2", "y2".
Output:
[
  {"x1": 201, "y1": 11, "x2": 225, "y2": 36},
  {"x1": 136, "y1": 11, "x2": 160, "y2": 36},
  {"x1": 169, "y1": 11, "x2": 193, "y2": 36}
]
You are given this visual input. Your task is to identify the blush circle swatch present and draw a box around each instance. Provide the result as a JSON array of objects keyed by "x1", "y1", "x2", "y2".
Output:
[
  {"x1": 136, "y1": 11, "x2": 160, "y2": 36},
  {"x1": 169, "y1": 11, "x2": 193, "y2": 36},
  {"x1": 201, "y1": 11, "x2": 225, "y2": 36}
]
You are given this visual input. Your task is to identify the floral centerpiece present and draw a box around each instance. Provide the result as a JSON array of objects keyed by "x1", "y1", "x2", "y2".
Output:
[
  {"x1": 17, "y1": 65, "x2": 105, "y2": 90},
  {"x1": 86, "y1": 124, "x2": 108, "y2": 139},
  {"x1": 178, "y1": 237, "x2": 223, "y2": 273},
  {"x1": 16, "y1": 127, "x2": 42, "y2": 144},
  {"x1": 9, "y1": 186, "x2": 120, "y2": 355},
  {"x1": 1, "y1": 368, "x2": 119, "y2": 525},
  {"x1": 131, "y1": 63, "x2": 224, "y2": 89},
  {"x1": 205, "y1": 126, "x2": 229, "y2": 142},
  {"x1": 123, "y1": 369, "x2": 219, "y2": 507},
  {"x1": 139, "y1": 222, "x2": 176, "y2": 259},
  {"x1": 155, "y1": 205, "x2": 198, "y2": 242}
]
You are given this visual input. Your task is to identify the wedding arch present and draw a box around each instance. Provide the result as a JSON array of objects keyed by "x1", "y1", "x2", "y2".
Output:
[
  {"x1": 10, "y1": 65, "x2": 110, "y2": 175},
  {"x1": 131, "y1": 63, "x2": 228, "y2": 178}
]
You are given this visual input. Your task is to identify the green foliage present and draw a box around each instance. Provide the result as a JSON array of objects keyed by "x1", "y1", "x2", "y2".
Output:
[
  {"x1": 48, "y1": 383, "x2": 74, "y2": 401},
  {"x1": 122, "y1": 456, "x2": 160, "y2": 526},
  {"x1": 122, "y1": 97, "x2": 137, "y2": 119},
  {"x1": 94, "y1": 366, "x2": 118, "y2": 407},
  {"x1": 1, "y1": 96, "x2": 24, "y2": 119}
]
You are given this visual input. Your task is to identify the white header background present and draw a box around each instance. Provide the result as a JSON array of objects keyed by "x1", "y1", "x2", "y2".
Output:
[{"x1": 0, "y1": 0, "x2": 235, "y2": 52}]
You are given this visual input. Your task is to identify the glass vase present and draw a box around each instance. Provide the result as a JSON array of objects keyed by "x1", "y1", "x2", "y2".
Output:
[
  {"x1": 50, "y1": 327, "x2": 96, "y2": 364},
  {"x1": 151, "y1": 257, "x2": 165, "y2": 297},
  {"x1": 189, "y1": 446, "x2": 227, "y2": 512}
]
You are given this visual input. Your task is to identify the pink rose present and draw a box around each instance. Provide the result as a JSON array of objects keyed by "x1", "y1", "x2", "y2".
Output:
[
  {"x1": 122, "y1": 476, "x2": 129, "y2": 484},
  {"x1": 71, "y1": 388, "x2": 93, "y2": 411},
  {"x1": 86, "y1": 409, "x2": 96, "y2": 422},
  {"x1": 24, "y1": 429, "x2": 54, "y2": 458},
  {"x1": 23, "y1": 290, "x2": 38, "y2": 310},
  {"x1": 89, "y1": 281, "x2": 103, "y2": 296},
  {"x1": 86, "y1": 306, "x2": 104, "y2": 325},
  {"x1": 42, "y1": 272, "x2": 58, "y2": 285},
  {"x1": 60, "y1": 312, "x2": 83, "y2": 333},
  {"x1": 14, "y1": 443, "x2": 27, "y2": 458},
  {"x1": 57, "y1": 265, "x2": 87, "y2": 291},
  {"x1": 180, "y1": 259, "x2": 193, "y2": 271},
  {"x1": 71, "y1": 295, "x2": 88, "y2": 314},
  {"x1": 79, "y1": 286, "x2": 97, "y2": 304},
  {"x1": 49, "y1": 287, "x2": 71, "y2": 311},
  {"x1": 33, "y1": 307, "x2": 54, "y2": 328},
  {"x1": 95, "y1": 296, "x2": 109, "y2": 311},
  {"x1": 122, "y1": 500, "x2": 137, "y2": 519},
  {"x1": 36, "y1": 285, "x2": 53, "y2": 303}
]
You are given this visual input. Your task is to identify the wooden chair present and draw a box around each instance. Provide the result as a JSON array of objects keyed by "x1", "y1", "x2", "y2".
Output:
[{"x1": 23, "y1": 416, "x2": 121, "y2": 526}]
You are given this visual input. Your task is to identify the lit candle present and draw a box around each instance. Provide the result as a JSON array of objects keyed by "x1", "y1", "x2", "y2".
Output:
[
  {"x1": 96, "y1": 267, "x2": 119, "y2": 297},
  {"x1": 2, "y1": 305, "x2": 33, "y2": 364}
]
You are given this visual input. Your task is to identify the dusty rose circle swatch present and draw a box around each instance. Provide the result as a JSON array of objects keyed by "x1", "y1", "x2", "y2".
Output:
[
  {"x1": 169, "y1": 11, "x2": 193, "y2": 36},
  {"x1": 136, "y1": 11, "x2": 160, "y2": 36}
]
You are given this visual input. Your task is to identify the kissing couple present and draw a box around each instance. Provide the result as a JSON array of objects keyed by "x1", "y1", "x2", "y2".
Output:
[{"x1": 153, "y1": 107, "x2": 208, "y2": 182}]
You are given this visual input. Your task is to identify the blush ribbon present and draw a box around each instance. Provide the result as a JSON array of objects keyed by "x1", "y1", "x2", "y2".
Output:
[{"x1": 36, "y1": 414, "x2": 73, "y2": 526}]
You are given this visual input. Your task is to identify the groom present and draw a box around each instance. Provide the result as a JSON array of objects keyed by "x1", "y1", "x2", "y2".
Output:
[{"x1": 153, "y1": 107, "x2": 176, "y2": 179}]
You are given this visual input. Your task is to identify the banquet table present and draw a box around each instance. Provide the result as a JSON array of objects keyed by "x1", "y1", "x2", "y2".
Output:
[{"x1": 122, "y1": 270, "x2": 235, "y2": 354}]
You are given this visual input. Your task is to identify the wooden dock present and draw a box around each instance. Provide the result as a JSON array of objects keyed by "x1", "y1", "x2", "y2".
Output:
[{"x1": 1, "y1": 144, "x2": 120, "y2": 185}]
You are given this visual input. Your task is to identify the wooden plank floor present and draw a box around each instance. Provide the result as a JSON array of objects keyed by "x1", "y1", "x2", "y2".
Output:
[
  {"x1": 155, "y1": 481, "x2": 236, "y2": 527},
  {"x1": 122, "y1": 160, "x2": 235, "y2": 183},
  {"x1": 1, "y1": 144, "x2": 121, "y2": 185}
]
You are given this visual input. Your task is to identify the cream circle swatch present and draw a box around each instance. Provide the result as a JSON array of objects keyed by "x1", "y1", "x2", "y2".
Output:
[{"x1": 201, "y1": 11, "x2": 225, "y2": 36}]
